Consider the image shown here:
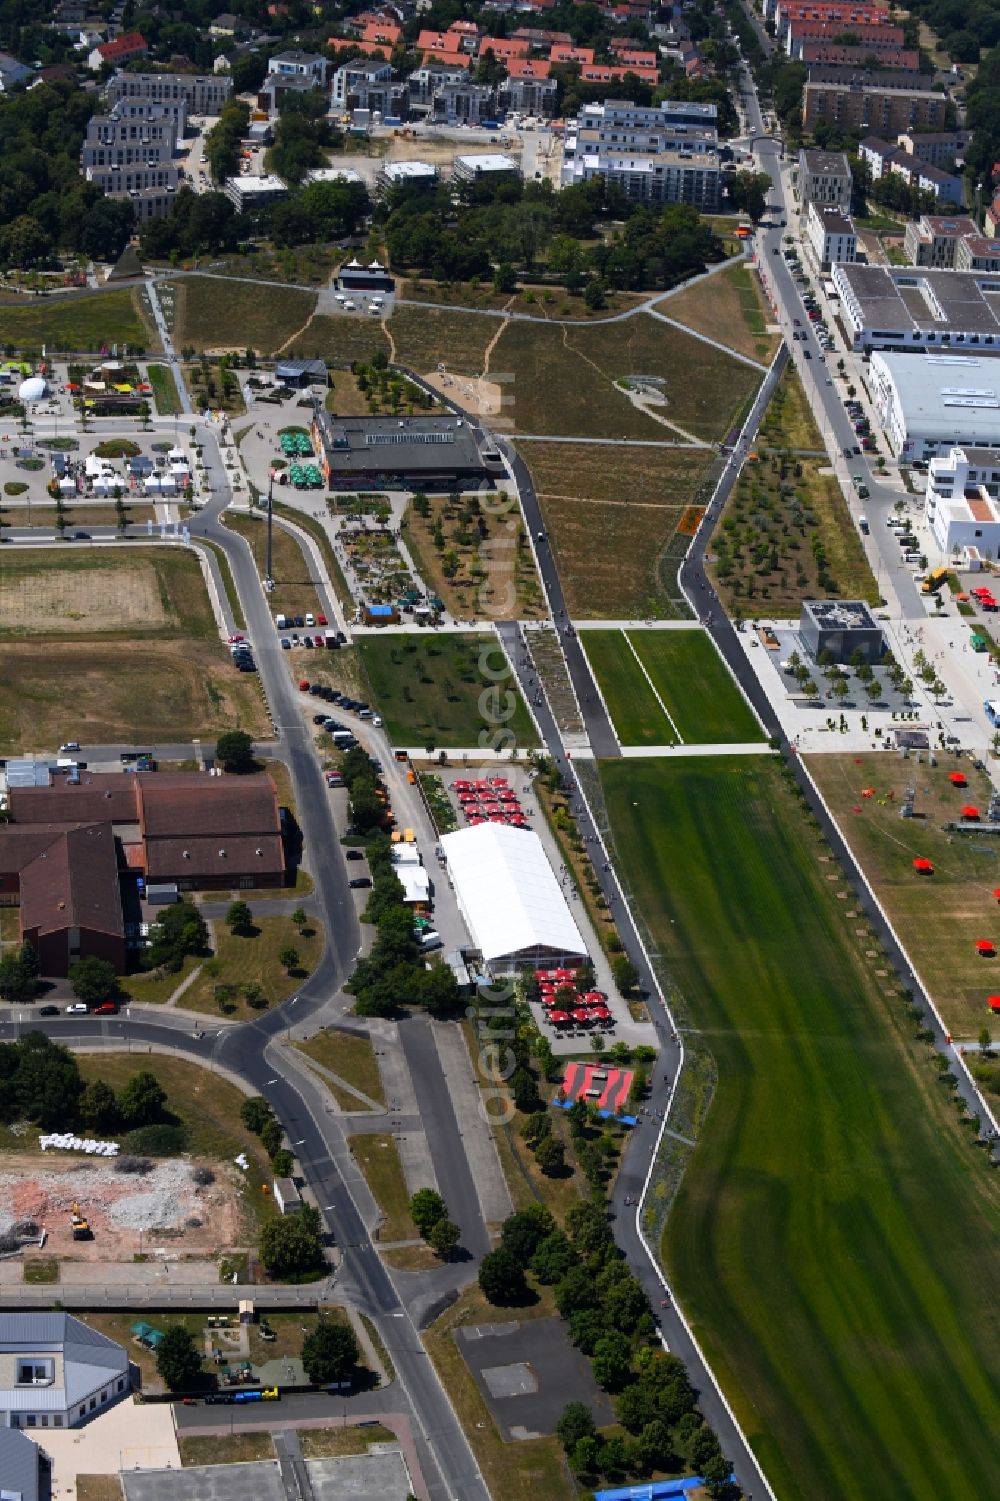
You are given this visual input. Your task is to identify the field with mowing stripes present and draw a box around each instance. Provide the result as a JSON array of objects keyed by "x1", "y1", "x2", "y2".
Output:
[
  {"x1": 629, "y1": 629, "x2": 763, "y2": 744},
  {"x1": 600, "y1": 757, "x2": 1000, "y2": 1501},
  {"x1": 582, "y1": 631, "x2": 677, "y2": 745},
  {"x1": 583, "y1": 628, "x2": 762, "y2": 746}
]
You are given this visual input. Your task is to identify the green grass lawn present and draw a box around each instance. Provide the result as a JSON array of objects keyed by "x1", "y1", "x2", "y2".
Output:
[
  {"x1": 146, "y1": 362, "x2": 182, "y2": 415},
  {"x1": 581, "y1": 630, "x2": 678, "y2": 745},
  {"x1": 628, "y1": 630, "x2": 764, "y2": 744},
  {"x1": 169, "y1": 277, "x2": 314, "y2": 355},
  {"x1": 600, "y1": 757, "x2": 1000, "y2": 1501},
  {"x1": 0, "y1": 289, "x2": 154, "y2": 353},
  {"x1": 357, "y1": 632, "x2": 538, "y2": 750}
]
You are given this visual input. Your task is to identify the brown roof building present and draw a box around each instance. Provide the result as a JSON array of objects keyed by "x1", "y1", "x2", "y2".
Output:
[{"x1": 0, "y1": 772, "x2": 285, "y2": 977}]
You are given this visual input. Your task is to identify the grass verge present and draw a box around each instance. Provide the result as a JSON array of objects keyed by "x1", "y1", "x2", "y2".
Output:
[
  {"x1": 294, "y1": 1029, "x2": 386, "y2": 1108},
  {"x1": 347, "y1": 1133, "x2": 415, "y2": 1242},
  {"x1": 178, "y1": 1433, "x2": 275, "y2": 1466},
  {"x1": 180, "y1": 913, "x2": 324, "y2": 1020},
  {"x1": 600, "y1": 756, "x2": 1000, "y2": 1501},
  {"x1": 146, "y1": 363, "x2": 182, "y2": 415},
  {"x1": 297, "y1": 1425, "x2": 397, "y2": 1458}
]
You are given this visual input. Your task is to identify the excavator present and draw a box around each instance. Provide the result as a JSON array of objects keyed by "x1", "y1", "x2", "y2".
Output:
[{"x1": 70, "y1": 1203, "x2": 93, "y2": 1241}]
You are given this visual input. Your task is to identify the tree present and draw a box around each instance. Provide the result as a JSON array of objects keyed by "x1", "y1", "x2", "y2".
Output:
[
  {"x1": 531, "y1": 1229, "x2": 579, "y2": 1284},
  {"x1": 428, "y1": 1217, "x2": 461, "y2": 1259},
  {"x1": 478, "y1": 1248, "x2": 528, "y2": 1306},
  {"x1": 145, "y1": 902, "x2": 209, "y2": 973},
  {"x1": 240, "y1": 1097, "x2": 272, "y2": 1134},
  {"x1": 68, "y1": 955, "x2": 118, "y2": 1006},
  {"x1": 271, "y1": 1149, "x2": 294, "y2": 1178},
  {"x1": 534, "y1": 1135, "x2": 566, "y2": 1176},
  {"x1": 291, "y1": 906, "x2": 308, "y2": 932},
  {"x1": 117, "y1": 1070, "x2": 167, "y2": 1128},
  {"x1": 410, "y1": 1187, "x2": 448, "y2": 1237},
  {"x1": 156, "y1": 1325, "x2": 202, "y2": 1392},
  {"x1": 261, "y1": 1118, "x2": 284, "y2": 1159},
  {"x1": 556, "y1": 1400, "x2": 596, "y2": 1453},
  {"x1": 556, "y1": 1265, "x2": 600, "y2": 1319},
  {"x1": 979, "y1": 1027, "x2": 993, "y2": 1055},
  {"x1": 259, "y1": 1213, "x2": 323, "y2": 1279},
  {"x1": 510, "y1": 1065, "x2": 540, "y2": 1113},
  {"x1": 215, "y1": 730, "x2": 255, "y2": 774},
  {"x1": 592, "y1": 1331, "x2": 634, "y2": 1392},
  {"x1": 0, "y1": 943, "x2": 41, "y2": 1004},
  {"x1": 612, "y1": 955, "x2": 638, "y2": 995},
  {"x1": 226, "y1": 900, "x2": 253, "y2": 935},
  {"x1": 302, "y1": 1316, "x2": 359, "y2": 1384},
  {"x1": 80, "y1": 1078, "x2": 119, "y2": 1132},
  {"x1": 278, "y1": 945, "x2": 300, "y2": 975},
  {"x1": 500, "y1": 1205, "x2": 554, "y2": 1267},
  {"x1": 584, "y1": 278, "x2": 606, "y2": 310}
]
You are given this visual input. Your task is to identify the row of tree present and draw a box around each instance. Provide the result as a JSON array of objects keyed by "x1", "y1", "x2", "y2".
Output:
[
  {"x1": 155, "y1": 1313, "x2": 359, "y2": 1393},
  {"x1": 0, "y1": 1031, "x2": 168, "y2": 1133}
]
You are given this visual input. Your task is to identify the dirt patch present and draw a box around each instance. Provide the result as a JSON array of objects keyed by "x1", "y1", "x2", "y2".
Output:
[
  {"x1": 0, "y1": 1152, "x2": 244, "y2": 1260},
  {"x1": 0, "y1": 562, "x2": 167, "y2": 632},
  {"x1": 421, "y1": 368, "x2": 506, "y2": 421}
]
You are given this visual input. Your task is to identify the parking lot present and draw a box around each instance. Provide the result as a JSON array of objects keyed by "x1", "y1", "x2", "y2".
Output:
[{"x1": 457, "y1": 1317, "x2": 613, "y2": 1440}]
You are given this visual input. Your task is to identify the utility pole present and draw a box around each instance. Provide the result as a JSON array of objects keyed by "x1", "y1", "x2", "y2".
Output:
[{"x1": 265, "y1": 468, "x2": 274, "y2": 590}]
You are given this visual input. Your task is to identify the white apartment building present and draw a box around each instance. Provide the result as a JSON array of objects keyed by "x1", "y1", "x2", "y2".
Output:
[
  {"x1": 561, "y1": 99, "x2": 721, "y2": 210},
  {"x1": 806, "y1": 201, "x2": 857, "y2": 269},
  {"x1": 925, "y1": 445, "x2": 1000, "y2": 557}
]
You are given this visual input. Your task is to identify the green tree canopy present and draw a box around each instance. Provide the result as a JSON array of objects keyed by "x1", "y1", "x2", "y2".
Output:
[
  {"x1": 117, "y1": 1070, "x2": 167, "y2": 1128},
  {"x1": 68, "y1": 956, "x2": 119, "y2": 1006},
  {"x1": 478, "y1": 1248, "x2": 528, "y2": 1306},
  {"x1": 215, "y1": 730, "x2": 256, "y2": 774},
  {"x1": 258, "y1": 1213, "x2": 323, "y2": 1280},
  {"x1": 301, "y1": 1317, "x2": 359, "y2": 1385},
  {"x1": 156, "y1": 1326, "x2": 202, "y2": 1392}
]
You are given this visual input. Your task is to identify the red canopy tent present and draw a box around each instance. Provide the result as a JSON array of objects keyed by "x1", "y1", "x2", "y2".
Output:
[
  {"x1": 949, "y1": 772, "x2": 968, "y2": 786},
  {"x1": 992, "y1": 889, "x2": 1000, "y2": 902},
  {"x1": 912, "y1": 858, "x2": 934, "y2": 874},
  {"x1": 989, "y1": 996, "x2": 1000, "y2": 1012},
  {"x1": 591, "y1": 1007, "x2": 612, "y2": 1024},
  {"x1": 453, "y1": 780, "x2": 472, "y2": 790},
  {"x1": 976, "y1": 940, "x2": 996, "y2": 956},
  {"x1": 572, "y1": 1009, "x2": 592, "y2": 1024},
  {"x1": 467, "y1": 815, "x2": 486, "y2": 825},
  {"x1": 489, "y1": 776, "x2": 509, "y2": 786},
  {"x1": 549, "y1": 1010, "x2": 571, "y2": 1025},
  {"x1": 962, "y1": 806, "x2": 981, "y2": 820}
]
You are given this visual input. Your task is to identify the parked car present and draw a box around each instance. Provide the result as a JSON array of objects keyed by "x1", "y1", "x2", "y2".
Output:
[
  {"x1": 65, "y1": 1003, "x2": 88, "y2": 1014},
  {"x1": 92, "y1": 1001, "x2": 119, "y2": 1015},
  {"x1": 346, "y1": 850, "x2": 365, "y2": 861},
  {"x1": 280, "y1": 638, "x2": 291, "y2": 649},
  {"x1": 60, "y1": 741, "x2": 81, "y2": 752},
  {"x1": 39, "y1": 1005, "x2": 59, "y2": 1016},
  {"x1": 349, "y1": 876, "x2": 372, "y2": 889},
  {"x1": 313, "y1": 713, "x2": 329, "y2": 725},
  {"x1": 316, "y1": 614, "x2": 327, "y2": 626}
]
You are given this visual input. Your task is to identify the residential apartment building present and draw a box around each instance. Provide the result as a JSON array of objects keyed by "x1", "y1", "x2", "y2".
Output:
[
  {"x1": 860, "y1": 135, "x2": 963, "y2": 205},
  {"x1": 926, "y1": 446, "x2": 1000, "y2": 556},
  {"x1": 498, "y1": 72, "x2": 558, "y2": 116},
  {"x1": 803, "y1": 72, "x2": 948, "y2": 133},
  {"x1": 797, "y1": 148, "x2": 853, "y2": 210},
  {"x1": 897, "y1": 130, "x2": 968, "y2": 169},
  {"x1": 785, "y1": 19, "x2": 906, "y2": 57},
  {"x1": 87, "y1": 30, "x2": 147, "y2": 70},
  {"x1": 81, "y1": 96, "x2": 181, "y2": 221},
  {"x1": 106, "y1": 70, "x2": 232, "y2": 118},
  {"x1": 266, "y1": 50, "x2": 328, "y2": 86},
  {"x1": 453, "y1": 152, "x2": 519, "y2": 186},
  {"x1": 806, "y1": 202, "x2": 857, "y2": 269},
  {"x1": 771, "y1": 0, "x2": 884, "y2": 38},
  {"x1": 561, "y1": 99, "x2": 721, "y2": 210},
  {"x1": 332, "y1": 60, "x2": 409, "y2": 118},
  {"x1": 799, "y1": 42, "x2": 919, "y2": 71},
  {"x1": 903, "y1": 214, "x2": 981, "y2": 267}
]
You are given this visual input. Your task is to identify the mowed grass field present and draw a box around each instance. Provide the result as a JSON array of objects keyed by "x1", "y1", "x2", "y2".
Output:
[
  {"x1": 808, "y1": 752, "x2": 1000, "y2": 1038},
  {"x1": 357, "y1": 632, "x2": 538, "y2": 749},
  {"x1": 582, "y1": 631, "x2": 678, "y2": 745},
  {"x1": 630, "y1": 629, "x2": 763, "y2": 744},
  {"x1": 497, "y1": 314, "x2": 762, "y2": 442},
  {"x1": 0, "y1": 549, "x2": 268, "y2": 751},
  {"x1": 169, "y1": 276, "x2": 314, "y2": 354},
  {"x1": 0, "y1": 288, "x2": 154, "y2": 352},
  {"x1": 600, "y1": 757, "x2": 1000, "y2": 1501},
  {"x1": 389, "y1": 304, "x2": 498, "y2": 376},
  {"x1": 583, "y1": 629, "x2": 762, "y2": 745},
  {"x1": 659, "y1": 262, "x2": 778, "y2": 364}
]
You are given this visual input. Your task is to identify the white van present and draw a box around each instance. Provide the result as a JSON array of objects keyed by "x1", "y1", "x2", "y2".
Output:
[{"x1": 275, "y1": 613, "x2": 288, "y2": 630}]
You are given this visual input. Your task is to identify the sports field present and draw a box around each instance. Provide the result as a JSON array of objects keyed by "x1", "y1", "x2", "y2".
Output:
[
  {"x1": 600, "y1": 757, "x2": 1000, "y2": 1501},
  {"x1": 808, "y1": 751, "x2": 1000, "y2": 1038},
  {"x1": 357, "y1": 633, "x2": 538, "y2": 750},
  {"x1": 583, "y1": 628, "x2": 762, "y2": 745}
]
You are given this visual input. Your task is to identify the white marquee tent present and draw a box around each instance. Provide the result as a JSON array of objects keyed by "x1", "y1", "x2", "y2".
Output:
[{"x1": 440, "y1": 822, "x2": 587, "y2": 973}]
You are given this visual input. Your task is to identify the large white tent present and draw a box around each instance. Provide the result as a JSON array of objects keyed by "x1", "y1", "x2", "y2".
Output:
[{"x1": 440, "y1": 822, "x2": 587, "y2": 973}]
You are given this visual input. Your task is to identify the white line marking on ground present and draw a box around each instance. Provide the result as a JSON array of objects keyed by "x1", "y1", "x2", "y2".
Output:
[{"x1": 622, "y1": 630, "x2": 684, "y2": 745}]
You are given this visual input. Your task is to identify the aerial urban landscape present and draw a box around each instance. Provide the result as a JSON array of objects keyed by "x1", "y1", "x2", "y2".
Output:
[{"x1": 0, "y1": 0, "x2": 999, "y2": 1498}]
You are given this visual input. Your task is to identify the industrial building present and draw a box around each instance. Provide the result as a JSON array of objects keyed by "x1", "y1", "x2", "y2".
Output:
[
  {"x1": 561, "y1": 99, "x2": 721, "y2": 210},
  {"x1": 0, "y1": 1313, "x2": 129, "y2": 1430},
  {"x1": 869, "y1": 352, "x2": 1000, "y2": 459},
  {"x1": 831, "y1": 263, "x2": 1000, "y2": 351},
  {"x1": 0, "y1": 772, "x2": 286, "y2": 976},
  {"x1": 312, "y1": 409, "x2": 505, "y2": 491},
  {"x1": 440, "y1": 823, "x2": 588, "y2": 974},
  {"x1": 925, "y1": 445, "x2": 1000, "y2": 558},
  {"x1": 799, "y1": 600, "x2": 885, "y2": 665},
  {"x1": 0, "y1": 1429, "x2": 40, "y2": 1501}
]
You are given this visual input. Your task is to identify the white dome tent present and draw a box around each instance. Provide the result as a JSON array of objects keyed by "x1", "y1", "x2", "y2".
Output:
[{"x1": 17, "y1": 375, "x2": 47, "y2": 403}]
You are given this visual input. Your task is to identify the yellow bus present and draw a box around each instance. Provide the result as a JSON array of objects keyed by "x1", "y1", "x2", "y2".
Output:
[{"x1": 921, "y1": 566, "x2": 949, "y2": 594}]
